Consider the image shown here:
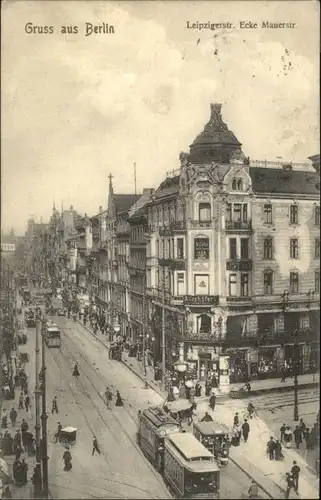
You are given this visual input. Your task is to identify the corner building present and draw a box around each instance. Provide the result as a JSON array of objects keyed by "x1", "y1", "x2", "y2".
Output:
[{"x1": 146, "y1": 103, "x2": 320, "y2": 384}]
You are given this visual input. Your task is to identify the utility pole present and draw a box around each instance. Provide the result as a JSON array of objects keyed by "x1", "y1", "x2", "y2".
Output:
[
  {"x1": 34, "y1": 319, "x2": 43, "y2": 497},
  {"x1": 161, "y1": 283, "x2": 166, "y2": 387},
  {"x1": 41, "y1": 319, "x2": 49, "y2": 498}
]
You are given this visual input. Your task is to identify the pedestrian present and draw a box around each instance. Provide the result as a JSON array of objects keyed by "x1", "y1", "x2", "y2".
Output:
[
  {"x1": 72, "y1": 363, "x2": 80, "y2": 378},
  {"x1": 280, "y1": 365, "x2": 287, "y2": 382},
  {"x1": 92, "y1": 436, "x2": 101, "y2": 455},
  {"x1": 242, "y1": 419, "x2": 250, "y2": 443},
  {"x1": 248, "y1": 479, "x2": 259, "y2": 499},
  {"x1": 63, "y1": 447, "x2": 72, "y2": 471},
  {"x1": 267, "y1": 436, "x2": 275, "y2": 460},
  {"x1": 291, "y1": 461, "x2": 300, "y2": 493},
  {"x1": 115, "y1": 390, "x2": 124, "y2": 406},
  {"x1": 233, "y1": 412, "x2": 239, "y2": 426},
  {"x1": 24, "y1": 394, "x2": 30, "y2": 412},
  {"x1": 299, "y1": 418, "x2": 306, "y2": 434},
  {"x1": 294, "y1": 425, "x2": 302, "y2": 449},
  {"x1": 9, "y1": 408, "x2": 17, "y2": 427},
  {"x1": 21, "y1": 418, "x2": 29, "y2": 433},
  {"x1": 18, "y1": 392, "x2": 24, "y2": 410},
  {"x1": 21, "y1": 458, "x2": 28, "y2": 485},
  {"x1": 285, "y1": 473, "x2": 295, "y2": 499},
  {"x1": 304, "y1": 428, "x2": 313, "y2": 450},
  {"x1": 13, "y1": 429, "x2": 22, "y2": 453},
  {"x1": 200, "y1": 412, "x2": 213, "y2": 422},
  {"x1": 52, "y1": 396, "x2": 58, "y2": 414},
  {"x1": 209, "y1": 392, "x2": 216, "y2": 411},
  {"x1": 105, "y1": 387, "x2": 113, "y2": 409},
  {"x1": 280, "y1": 423, "x2": 286, "y2": 443},
  {"x1": 275, "y1": 440, "x2": 284, "y2": 460}
]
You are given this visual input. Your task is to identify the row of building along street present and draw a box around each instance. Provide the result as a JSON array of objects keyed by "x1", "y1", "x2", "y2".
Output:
[
  {"x1": 1, "y1": 102, "x2": 319, "y2": 500},
  {"x1": 22, "y1": 103, "x2": 320, "y2": 390}
]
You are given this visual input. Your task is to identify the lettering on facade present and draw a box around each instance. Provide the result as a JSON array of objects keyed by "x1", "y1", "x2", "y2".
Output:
[{"x1": 184, "y1": 295, "x2": 218, "y2": 306}]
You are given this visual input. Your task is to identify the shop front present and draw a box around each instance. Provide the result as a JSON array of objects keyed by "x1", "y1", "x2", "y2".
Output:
[
  {"x1": 257, "y1": 345, "x2": 281, "y2": 379},
  {"x1": 227, "y1": 348, "x2": 249, "y2": 383},
  {"x1": 184, "y1": 344, "x2": 221, "y2": 382}
]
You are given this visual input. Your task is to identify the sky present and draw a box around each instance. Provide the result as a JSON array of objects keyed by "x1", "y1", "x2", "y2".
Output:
[{"x1": 1, "y1": 0, "x2": 319, "y2": 235}]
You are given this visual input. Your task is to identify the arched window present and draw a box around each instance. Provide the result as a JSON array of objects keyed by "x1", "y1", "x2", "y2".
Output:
[
  {"x1": 232, "y1": 179, "x2": 237, "y2": 190},
  {"x1": 237, "y1": 179, "x2": 243, "y2": 190},
  {"x1": 197, "y1": 314, "x2": 211, "y2": 334},
  {"x1": 199, "y1": 202, "x2": 211, "y2": 221}
]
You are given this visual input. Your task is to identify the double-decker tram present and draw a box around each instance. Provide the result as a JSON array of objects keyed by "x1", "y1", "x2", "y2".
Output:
[{"x1": 164, "y1": 432, "x2": 220, "y2": 498}]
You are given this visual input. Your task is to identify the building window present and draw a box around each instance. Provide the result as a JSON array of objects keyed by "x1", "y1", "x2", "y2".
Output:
[
  {"x1": 263, "y1": 204, "x2": 273, "y2": 224},
  {"x1": 290, "y1": 239, "x2": 299, "y2": 259},
  {"x1": 226, "y1": 204, "x2": 232, "y2": 222},
  {"x1": 315, "y1": 206, "x2": 320, "y2": 226},
  {"x1": 177, "y1": 238, "x2": 184, "y2": 259},
  {"x1": 199, "y1": 202, "x2": 211, "y2": 221},
  {"x1": 233, "y1": 204, "x2": 242, "y2": 222},
  {"x1": 263, "y1": 271, "x2": 273, "y2": 295},
  {"x1": 315, "y1": 270, "x2": 320, "y2": 293},
  {"x1": 198, "y1": 314, "x2": 211, "y2": 334},
  {"x1": 229, "y1": 238, "x2": 237, "y2": 260},
  {"x1": 229, "y1": 274, "x2": 237, "y2": 296},
  {"x1": 240, "y1": 238, "x2": 249, "y2": 259},
  {"x1": 194, "y1": 237, "x2": 209, "y2": 260},
  {"x1": 290, "y1": 204, "x2": 299, "y2": 225},
  {"x1": 289, "y1": 272, "x2": 299, "y2": 293},
  {"x1": 243, "y1": 204, "x2": 248, "y2": 222},
  {"x1": 315, "y1": 238, "x2": 320, "y2": 259},
  {"x1": 194, "y1": 275, "x2": 209, "y2": 295},
  {"x1": 240, "y1": 273, "x2": 249, "y2": 296},
  {"x1": 177, "y1": 272, "x2": 184, "y2": 296},
  {"x1": 264, "y1": 238, "x2": 273, "y2": 259},
  {"x1": 232, "y1": 178, "x2": 243, "y2": 191}
]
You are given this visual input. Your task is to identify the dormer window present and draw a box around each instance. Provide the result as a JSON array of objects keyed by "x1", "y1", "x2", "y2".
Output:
[{"x1": 232, "y1": 178, "x2": 244, "y2": 191}]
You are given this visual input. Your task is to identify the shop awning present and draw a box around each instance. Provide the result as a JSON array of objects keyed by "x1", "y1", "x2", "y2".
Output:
[{"x1": 259, "y1": 344, "x2": 281, "y2": 349}]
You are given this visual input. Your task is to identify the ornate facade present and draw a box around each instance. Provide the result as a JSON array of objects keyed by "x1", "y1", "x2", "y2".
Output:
[{"x1": 146, "y1": 103, "x2": 320, "y2": 382}]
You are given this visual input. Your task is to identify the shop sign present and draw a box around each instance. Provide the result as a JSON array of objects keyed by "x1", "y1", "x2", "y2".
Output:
[
  {"x1": 219, "y1": 355, "x2": 229, "y2": 371},
  {"x1": 183, "y1": 295, "x2": 219, "y2": 306},
  {"x1": 246, "y1": 348, "x2": 258, "y2": 363}
]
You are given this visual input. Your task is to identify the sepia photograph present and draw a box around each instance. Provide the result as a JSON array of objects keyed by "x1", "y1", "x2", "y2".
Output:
[{"x1": 1, "y1": 1, "x2": 319, "y2": 499}]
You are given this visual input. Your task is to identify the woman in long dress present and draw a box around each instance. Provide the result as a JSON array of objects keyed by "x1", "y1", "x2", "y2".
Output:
[
  {"x1": 115, "y1": 390, "x2": 124, "y2": 407},
  {"x1": 72, "y1": 364, "x2": 80, "y2": 378}
]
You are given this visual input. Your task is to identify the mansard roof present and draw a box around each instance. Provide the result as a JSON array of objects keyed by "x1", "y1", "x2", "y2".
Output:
[
  {"x1": 114, "y1": 194, "x2": 141, "y2": 214},
  {"x1": 154, "y1": 175, "x2": 180, "y2": 200},
  {"x1": 249, "y1": 167, "x2": 320, "y2": 195}
]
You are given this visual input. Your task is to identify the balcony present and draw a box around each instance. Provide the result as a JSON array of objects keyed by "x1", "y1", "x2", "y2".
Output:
[
  {"x1": 226, "y1": 296, "x2": 253, "y2": 306},
  {"x1": 225, "y1": 220, "x2": 252, "y2": 231},
  {"x1": 225, "y1": 328, "x2": 319, "y2": 347},
  {"x1": 183, "y1": 295, "x2": 219, "y2": 306},
  {"x1": 191, "y1": 220, "x2": 212, "y2": 229},
  {"x1": 158, "y1": 221, "x2": 187, "y2": 236},
  {"x1": 226, "y1": 259, "x2": 253, "y2": 271},
  {"x1": 158, "y1": 258, "x2": 186, "y2": 270}
]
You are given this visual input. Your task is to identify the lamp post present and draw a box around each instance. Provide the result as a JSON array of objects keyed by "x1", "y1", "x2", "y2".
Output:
[
  {"x1": 40, "y1": 319, "x2": 49, "y2": 498},
  {"x1": 34, "y1": 319, "x2": 43, "y2": 497},
  {"x1": 292, "y1": 328, "x2": 300, "y2": 422}
]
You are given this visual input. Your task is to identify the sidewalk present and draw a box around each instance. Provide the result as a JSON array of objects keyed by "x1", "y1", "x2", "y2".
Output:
[
  {"x1": 79, "y1": 322, "x2": 319, "y2": 499},
  {"x1": 1, "y1": 302, "x2": 38, "y2": 499}
]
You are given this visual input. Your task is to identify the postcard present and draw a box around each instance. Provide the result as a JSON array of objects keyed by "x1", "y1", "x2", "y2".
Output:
[{"x1": 1, "y1": 1, "x2": 319, "y2": 499}]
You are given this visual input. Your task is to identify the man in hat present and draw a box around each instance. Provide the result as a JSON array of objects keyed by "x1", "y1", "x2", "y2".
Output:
[
  {"x1": 242, "y1": 418, "x2": 250, "y2": 443},
  {"x1": 92, "y1": 436, "x2": 101, "y2": 455},
  {"x1": 52, "y1": 396, "x2": 59, "y2": 414}
]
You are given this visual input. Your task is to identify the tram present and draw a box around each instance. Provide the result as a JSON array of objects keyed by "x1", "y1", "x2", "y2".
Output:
[{"x1": 45, "y1": 322, "x2": 61, "y2": 348}]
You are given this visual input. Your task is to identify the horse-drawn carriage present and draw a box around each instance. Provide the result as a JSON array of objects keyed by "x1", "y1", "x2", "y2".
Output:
[{"x1": 51, "y1": 427, "x2": 77, "y2": 446}]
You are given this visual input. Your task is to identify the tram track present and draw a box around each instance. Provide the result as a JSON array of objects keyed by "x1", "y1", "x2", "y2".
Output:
[
  {"x1": 55, "y1": 321, "x2": 274, "y2": 499},
  {"x1": 47, "y1": 327, "x2": 171, "y2": 499}
]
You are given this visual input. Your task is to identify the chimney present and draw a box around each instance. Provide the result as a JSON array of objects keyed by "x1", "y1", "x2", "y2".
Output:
[
  {"x1": 99, "y1": 206, "x2": 103, "y2": 213},
  {"x1": 143, "y1": 188, "x2": 155, "y2": 195},
  {"x1": 70, "y1": 205, "x2": 74, "y2": 211}
]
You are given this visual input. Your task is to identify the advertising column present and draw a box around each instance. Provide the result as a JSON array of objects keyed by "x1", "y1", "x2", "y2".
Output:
[{"x1": 219, "y1": 355, "x2": 230, "y2": 394}]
